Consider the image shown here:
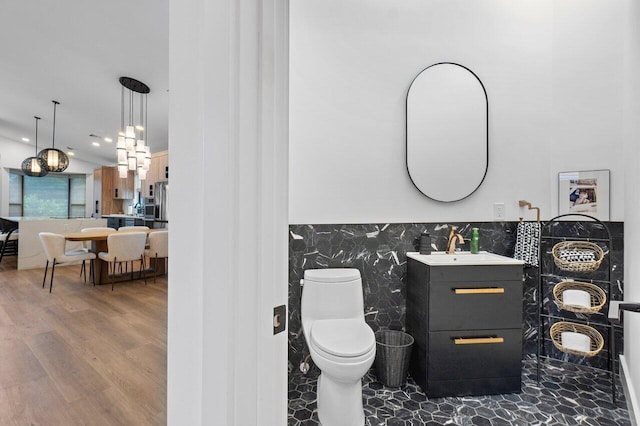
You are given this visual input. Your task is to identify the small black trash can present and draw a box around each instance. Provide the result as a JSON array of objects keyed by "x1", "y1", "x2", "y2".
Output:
[{"x1": 374, "y1": 330, "x2": 414, "y2": 387}]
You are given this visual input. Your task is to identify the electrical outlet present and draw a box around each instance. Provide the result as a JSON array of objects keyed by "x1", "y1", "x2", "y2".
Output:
[{"x1": 493, "y1": 202, "x2": 506, "y2": 220}]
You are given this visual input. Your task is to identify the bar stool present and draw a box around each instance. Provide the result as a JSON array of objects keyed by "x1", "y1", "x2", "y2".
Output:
[{"x1": 0, "y1": 218, "x2": 19, "y2": 265}]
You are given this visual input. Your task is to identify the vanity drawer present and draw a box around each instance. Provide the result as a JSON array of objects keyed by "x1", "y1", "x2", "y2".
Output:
[
  {"x1": 427, "y1": 328, "x2": 522, "y2": 381},
  {"x1": 429, "y1": 279, "x2": 522, "y2": 331}
]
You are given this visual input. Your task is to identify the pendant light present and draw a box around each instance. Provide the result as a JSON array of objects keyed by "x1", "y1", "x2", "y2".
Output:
[
  {"x1": 21, "y1": 116, "x2": 48, "y2": 177},
  {"x1": 38, "y1": 100, "x2": 69, "y2": 172},
  {"x1": 118, "y1": 77, "x2": 150, "y2": 179}
]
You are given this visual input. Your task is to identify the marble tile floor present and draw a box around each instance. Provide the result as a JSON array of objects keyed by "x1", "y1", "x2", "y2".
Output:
[{"x1": 288, "y1": 357, "x2": 630, "y2": 426}]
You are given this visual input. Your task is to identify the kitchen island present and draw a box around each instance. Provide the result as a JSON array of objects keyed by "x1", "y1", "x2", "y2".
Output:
[{"x1": 2, "y1": 217, "x2": 107, "y2": 270}]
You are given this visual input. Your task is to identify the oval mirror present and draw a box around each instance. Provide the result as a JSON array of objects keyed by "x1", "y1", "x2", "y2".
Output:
[{"x1": 406, "y1": 63, "x2": 488, "y2": 202}]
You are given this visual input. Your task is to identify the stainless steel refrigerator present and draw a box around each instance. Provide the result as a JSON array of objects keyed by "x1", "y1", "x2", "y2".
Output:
[{"x1": 153, "y1": 181, "x2": 168, "y2": 229}]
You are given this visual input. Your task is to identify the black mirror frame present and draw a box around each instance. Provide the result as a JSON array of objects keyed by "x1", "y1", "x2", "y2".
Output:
[{"x1": 405, "y1": 62, "x2": 489, "y2": 203}]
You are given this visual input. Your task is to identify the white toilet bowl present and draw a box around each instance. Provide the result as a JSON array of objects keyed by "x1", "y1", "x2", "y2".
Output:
[{"x1": 301, "y1": 269, "x2": 376, "y2": 426}]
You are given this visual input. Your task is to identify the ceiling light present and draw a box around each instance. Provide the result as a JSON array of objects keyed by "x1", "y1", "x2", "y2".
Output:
[
  {"x1": 118, "y1": 76, "x2": 150, "y2": 179},
  {"x1": 92, "y1": 142, "x2": 100, "y2": 147},
  {"x1": 37, "y1": 100, "x2": 69, "y2": 172},
  {"x1": 21, "y1": 116, "x2": 48, "y2": 177},
  {"x1": 104, "y1": 137, "x2": 113, "y2": 143},
  {"x1": 68, "y1": 151, "x2": 75, "y2": 156},
  {"x1": 21, "y1": 137, "x2": 29, "y2": 142}
]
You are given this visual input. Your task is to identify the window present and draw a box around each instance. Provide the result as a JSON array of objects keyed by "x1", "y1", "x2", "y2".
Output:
[
  {"x1": 9, "y1": 170, "x2": 88, "y2": 218},
  {"x1": 8, "y1": 172, "x2": 22, "y2": 216},
  {"x1": 69, "y1": 175, "x2": 86, "y2": 218}
]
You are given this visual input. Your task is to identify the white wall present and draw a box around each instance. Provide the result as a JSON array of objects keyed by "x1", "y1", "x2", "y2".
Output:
[
  {"x1": 290, "y1": 0, "x2": 625, "y2": 224},
  {"x1": 0, "y1": 137, "x2": 101, "y2": 217},
  {"x1": 623, "y1": 0, "x2": 640, "y2": 421}
]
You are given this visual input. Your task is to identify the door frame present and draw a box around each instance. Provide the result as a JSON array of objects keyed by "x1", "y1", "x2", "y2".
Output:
[{"x1": 168, "y1": 0, "x2": 289, "y2": 424}]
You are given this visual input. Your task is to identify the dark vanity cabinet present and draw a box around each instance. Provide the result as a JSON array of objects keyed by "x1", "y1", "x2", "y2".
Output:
[{"x1": 406, "y1": 257, "x2": 524, "y2": 397}]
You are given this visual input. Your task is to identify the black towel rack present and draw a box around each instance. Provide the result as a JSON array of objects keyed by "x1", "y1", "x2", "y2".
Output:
[{"x1": 536, "y1": 213, "x2": 618, "y2": 404}]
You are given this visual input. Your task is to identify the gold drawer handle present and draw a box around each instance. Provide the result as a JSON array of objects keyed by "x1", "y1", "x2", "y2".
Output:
[
  {"x1": 454, "y1": 287, "x2": 505, "y2": 294},
  {"x1": 454, "y1": 337, "x2": 504, "y2": 345}
]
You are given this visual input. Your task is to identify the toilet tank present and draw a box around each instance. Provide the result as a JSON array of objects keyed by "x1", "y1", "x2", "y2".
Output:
[{"x1": 302, "y1": 268, "x2": 365, "y2": 322}]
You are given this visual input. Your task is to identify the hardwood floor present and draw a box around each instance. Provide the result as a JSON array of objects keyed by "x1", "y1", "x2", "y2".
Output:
[{"x1": 0, "y1": 256, "x2": 167, "y2": 425}]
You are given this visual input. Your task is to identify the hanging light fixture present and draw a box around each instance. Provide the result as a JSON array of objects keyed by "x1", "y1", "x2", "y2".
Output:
[
  {"x1": 38, "y1": 100, "x2": 69, "y2": 172},
  {"x1": 21, "y1": 116, "x2": 48, "y2": 177},
  {"x1": 118, "y1": 77, "x2": 150, "y2": 179}
]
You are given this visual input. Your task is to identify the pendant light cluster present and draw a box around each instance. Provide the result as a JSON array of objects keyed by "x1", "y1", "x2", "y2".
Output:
[
  {"x1": 116, "y1": 77, "x2": 151, "y2": 180},
  {"x1": 21, "y1": 100, "x2": 70, "y2": 177},
  {"x1": 21, "y1": 116, "x2": 48, "y2": 177}
]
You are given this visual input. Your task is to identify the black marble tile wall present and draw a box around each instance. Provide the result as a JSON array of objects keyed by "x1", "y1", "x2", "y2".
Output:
[{"x1": 288, "y1": 221, "x2": 624, "y2": 375}]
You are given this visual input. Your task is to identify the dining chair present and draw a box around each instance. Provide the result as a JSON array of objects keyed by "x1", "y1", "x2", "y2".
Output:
[
  {"x1": 78, "y1": 227, "x2": 116, "y2": 281},
  {"x1": 0, "y1": 218, "x2": 19, "y2": 265},
  {"x1": 117, "y1": 226, "x2": 150, "y2": 232},
  {"x1": 98, "y1": 232, "x2": 148, "y2": 291},
  {"x1": 118, "y1": 225, "x2": 152, "y2": 260},
  {"x1": 39, "y1": 232, "x2": 97, "y2": 293},
  {"x1": 144, "y1": 230, "x2": 168, "y2": 283}
]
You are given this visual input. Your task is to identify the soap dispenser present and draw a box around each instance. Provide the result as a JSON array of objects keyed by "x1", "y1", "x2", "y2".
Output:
[{"x1": 470, "y1": 228, "x2": 480, "y2": 254}]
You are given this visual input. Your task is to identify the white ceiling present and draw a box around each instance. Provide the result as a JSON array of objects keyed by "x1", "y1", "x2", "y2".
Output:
[{"x1": 0, "y1": 0, "x2": 169, "y2": 166}]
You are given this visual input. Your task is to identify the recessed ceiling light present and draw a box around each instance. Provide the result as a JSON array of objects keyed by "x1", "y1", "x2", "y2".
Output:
[
  {"x1": 21, "y1": 137, "x2": 29, "y2": 142},
  {"x1": 92, "y1": 142, "x2": 100, "y2": 147},
  {"x1": 68, "y1": 151, "x2": 75, "y2": 156},
  {"x1": 104, "y1": 137, "x2": 113, "y2": 143}
]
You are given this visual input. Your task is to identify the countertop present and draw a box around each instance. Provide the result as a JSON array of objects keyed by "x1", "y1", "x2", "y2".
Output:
[
  {"x1": 407, "y1": 251, "x2": 524, "y2": 266},
  {"x1": 2, "y1": 216, "x2": 97, "y2": 222}
]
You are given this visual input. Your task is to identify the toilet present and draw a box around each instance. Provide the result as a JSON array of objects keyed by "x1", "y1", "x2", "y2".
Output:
[{"x1": 301, "y1": 268, "x2": 376, "y2": 426}]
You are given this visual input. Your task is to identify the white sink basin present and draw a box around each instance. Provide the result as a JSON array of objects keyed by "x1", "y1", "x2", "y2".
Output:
[{"x1": 407, "y1": 251, "x2": 524, "y2": 266}]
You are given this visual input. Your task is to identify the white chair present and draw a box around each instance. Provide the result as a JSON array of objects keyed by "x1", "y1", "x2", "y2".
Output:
[
  {"x1": 117, "y1": 226, "x2": 150, "y2": 232},
  {"x1": 39, "y1": 232, "x2": 96, "y2": 293},
  {"x1": 144, "y1": 231, "x2": 168, "y2": 283},
  {"x1": 98, "y1": 232, "x2": 147, "y2": 291},
  {"x1": 78, "y1": 227, "x2": 115, "y2": 281}
]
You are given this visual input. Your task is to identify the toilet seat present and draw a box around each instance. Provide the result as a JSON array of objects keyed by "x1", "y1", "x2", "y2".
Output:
[{"x1": 310, "y1": 318, "x2": 375, "y2": 359}]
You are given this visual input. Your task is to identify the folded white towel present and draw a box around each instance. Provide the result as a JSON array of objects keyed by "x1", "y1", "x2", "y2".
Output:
[
  {"x1": 561, "y1": 331, "x2": 591, "y2": 352},
  {"x1": 562, "y1": 289, "x2": 591, "y2": 308}
]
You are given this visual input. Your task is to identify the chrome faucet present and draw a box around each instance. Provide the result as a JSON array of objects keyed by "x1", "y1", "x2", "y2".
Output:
[{"x1": 446, "y1": 226, "x2": 465, "y2": 254}]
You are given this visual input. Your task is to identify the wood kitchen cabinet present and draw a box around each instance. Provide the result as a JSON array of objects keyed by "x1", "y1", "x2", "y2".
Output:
[
  {"x1": 141, "y1": 151, "x2": 169, "y2": 198},
  {"x1": 113, "y1": 168, "x2": 135, "y2": 199},
  {"x1": 96, "y1": 166, "x2": 134, "y2": 215},
  {"x1": 406, "y1": 255, "x2": 524, "y2": 397}
]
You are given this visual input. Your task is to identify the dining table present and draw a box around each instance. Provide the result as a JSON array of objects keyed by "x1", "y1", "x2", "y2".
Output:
[{"x1": 64, "y1": 228, "x2": 165, "y2": 285}]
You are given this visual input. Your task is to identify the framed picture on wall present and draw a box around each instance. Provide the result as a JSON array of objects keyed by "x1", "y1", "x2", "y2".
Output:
[{"x1": 558, "y1": 169, "x2": 610, "y2": 220}]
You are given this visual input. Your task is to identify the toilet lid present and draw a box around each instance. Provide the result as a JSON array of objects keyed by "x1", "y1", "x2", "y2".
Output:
[
  {"x1": 304, "y1": 268, "x2": 360, "y2": 283},
  {"x1": 311, "y1": 319, "x2": 375, "y2": 357}
]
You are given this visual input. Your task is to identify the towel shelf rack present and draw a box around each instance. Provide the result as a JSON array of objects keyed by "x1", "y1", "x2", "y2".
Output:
[{"x1": 537, "y1": 213, "x2": 616, "y2": 403}]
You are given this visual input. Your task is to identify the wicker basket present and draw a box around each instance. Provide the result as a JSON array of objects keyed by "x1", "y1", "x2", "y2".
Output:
[
  {"x1": 550, "y1": 321, "x2": 604, "y2": 357},
  {"x1": 552, "y1": 280, "x2": 607, "y2": 314},
  {"x1": 552, "y1": 241, "x2": 604, "y2": 273}
]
